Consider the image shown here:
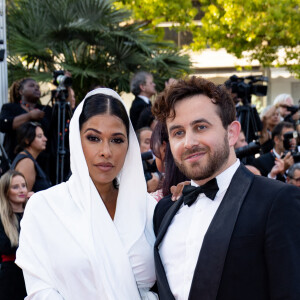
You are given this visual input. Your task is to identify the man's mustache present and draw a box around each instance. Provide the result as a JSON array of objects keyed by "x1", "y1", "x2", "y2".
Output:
[{"x1": 181, "y1": 146, "x2": 208, "y2": 160}]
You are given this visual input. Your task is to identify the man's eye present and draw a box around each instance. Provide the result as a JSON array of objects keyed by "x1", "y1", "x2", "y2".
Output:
[
  {"x1": 174, "y1": 130, "x2": 184, "y2": 137},
  {"x1": 197, "y1": 125, "x2": 207, "y2": 130}
]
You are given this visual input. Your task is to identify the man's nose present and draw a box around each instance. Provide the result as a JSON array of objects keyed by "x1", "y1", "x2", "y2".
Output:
[{"x1": 184, "y1": 131, "x2": 198, "y2": 149}]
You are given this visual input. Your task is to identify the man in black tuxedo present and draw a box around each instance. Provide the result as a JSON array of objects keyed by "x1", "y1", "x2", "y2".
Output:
[
  {"x1": 129, "y1": 71, "x2": 156, "y2": 130},
  {"x1": 152, "y1": 76, "x2": 300, "y2": 300},
  {"x1": 253, "y1": 121, "x2": 295, "y2": 181}
]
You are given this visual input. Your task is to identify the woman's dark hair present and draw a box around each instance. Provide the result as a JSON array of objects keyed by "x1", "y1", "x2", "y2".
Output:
[
  {"x1": 9, "y1": 78, "x2": 35, "y2": 103},
  {"x1": 79, "y1": 94, "x2": 130, "y2": 189},
  {"x1": 15, "y1": 122, "x2": 41, "y2": 153},
  {"x1": 79, "y1": 94, "x2": 129, "y2": 138},
  {"x1": 150, "y1": 121, "x2": 168, "y2": 159},
  {"x1": 150, "y1": 121, "x2": 188, "y2": 196}
]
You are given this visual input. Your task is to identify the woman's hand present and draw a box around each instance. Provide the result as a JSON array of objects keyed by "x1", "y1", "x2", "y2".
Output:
[{"x1": 171, "y1": 181, "x2": 191, "y2": 201}]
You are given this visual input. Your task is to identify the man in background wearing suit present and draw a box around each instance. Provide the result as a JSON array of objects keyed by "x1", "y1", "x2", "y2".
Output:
[
  {"x1": 130, "y1": 71, "x2": 156, "y2": 130},
  {"x1": 152, "y1": 76, "x2": 300, "y2": 300}
]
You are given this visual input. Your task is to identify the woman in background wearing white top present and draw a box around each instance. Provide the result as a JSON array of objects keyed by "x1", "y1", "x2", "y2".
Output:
[{"x1": 16, "y1": 88, "x2": 157, "y2": 299}]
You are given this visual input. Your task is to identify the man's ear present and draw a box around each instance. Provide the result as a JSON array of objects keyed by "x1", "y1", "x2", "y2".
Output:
[
  {"x1": 139, "y1": 83, "x2": 146, "y2": 93},
  {"x1": 228, "y1": 121, "x2": 241, "y2": 147}
]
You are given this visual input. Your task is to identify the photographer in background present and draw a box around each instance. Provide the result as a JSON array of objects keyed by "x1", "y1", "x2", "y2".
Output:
[
  {"x1": 253, "y1": 121, "x2": 296, "y2": 181},
  {"x1": 287, "y1": 163, "x2": 300, "y2": 188},
  {"x1": 273, "y1": 94, "x2": 296, "y2": 120},
  {"x1": 136, "y1": 127, "x2": 159, "y2": 193},
  {"x1": 0, "y1": 78, "x2": 52, "y2": 175}
]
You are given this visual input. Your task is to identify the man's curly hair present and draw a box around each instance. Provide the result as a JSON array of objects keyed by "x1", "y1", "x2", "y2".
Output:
[{"x1": 152, "y1": 76, "x2": 236, "y2": 129}]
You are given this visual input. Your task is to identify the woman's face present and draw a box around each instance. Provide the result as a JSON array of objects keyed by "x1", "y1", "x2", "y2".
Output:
[
  {"x1": 29, "y1": 127, "x2": 47, "y2": 151},
  {"x1": 267, "y1": 108, "x2": 280, "y2": 127},
  {"x1": 80, "y1": 114, "x2": 128, "y2": 190},
  {"x1": 8, "y1": 175, "x2": 28, "y2": 206},
  {"x1": 20, "y1": 80, "x2": 41, "y2": 103}
]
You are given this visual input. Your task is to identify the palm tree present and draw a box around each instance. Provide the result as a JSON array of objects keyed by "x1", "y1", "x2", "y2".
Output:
[{"x1": 7, "y1": 0, "x2": 190, "y2": 100}]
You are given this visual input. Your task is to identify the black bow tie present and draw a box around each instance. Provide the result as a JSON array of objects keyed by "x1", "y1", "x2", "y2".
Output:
[{"x1": 182, "y1": 178, "x2": 219, "y2": 206}]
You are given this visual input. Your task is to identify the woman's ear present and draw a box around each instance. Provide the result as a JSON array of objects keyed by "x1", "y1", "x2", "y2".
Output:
[{"x1": 227, "y1": 121, "x2": 241, "y2": 147}]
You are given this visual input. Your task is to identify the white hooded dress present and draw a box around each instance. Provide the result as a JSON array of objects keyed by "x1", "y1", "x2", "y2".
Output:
[{"x1": 16, "y1": 88, "x2": 157, "y2": 299}]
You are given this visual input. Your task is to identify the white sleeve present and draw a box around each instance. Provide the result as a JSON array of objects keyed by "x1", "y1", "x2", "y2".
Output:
[
  {"x1": 16, "y1": 194, "x2": 64, "y2": 299},
  {"x1": 24, "y1": 272, "x2": 64, "y2": 299}
]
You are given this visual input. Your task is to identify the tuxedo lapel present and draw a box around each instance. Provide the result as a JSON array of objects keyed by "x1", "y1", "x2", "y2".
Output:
[
  {"x1": 188, "y1": 165, "x2": 254, "y2": 300},
  {"x1": 154, "y1": 196, "x2": 184, "y2": 300}
]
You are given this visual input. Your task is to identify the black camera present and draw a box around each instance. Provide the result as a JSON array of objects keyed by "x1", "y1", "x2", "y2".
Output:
[
  {"x1": 53, "y1": 70, "x2": 72, "y2": 90},
  {"x1": 235, "y1": 141, "x2": 261, "y2": 159},
  {"x1": 141, "y1": 151, "x2": 158, "y2": 181},
  {"x1": 226, "y1": 75, "x2": 268, "y2": 105},
  {"x1": 282, "y1": 131, "x2": 300, "y2": 163}
]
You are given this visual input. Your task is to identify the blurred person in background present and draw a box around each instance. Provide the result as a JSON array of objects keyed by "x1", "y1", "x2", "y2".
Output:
[
  {"x1": 258, "y1": 105, "x2": 281, "y2": 153},
  {"x1": 137, "y1": 127, "x2": 153, "y2": 153},
  {"x1": 136, "y1": 106, "x2": 157, "y2": 131},
  {"x1": 137, "y1": 127, "x2": 160, "y2": 193},
  {"x1": 253, "y1": 121, "x2": 295, "y2": 181},
  {"x1": 0, "y1": 170, "x2": 31, "y2": 300},
  {"x1": 273, "y1": 93, "x2": 295, "y2": 120},
  {"x1": 0, "y1": 78, "x2": 52, "y2": 163},
  {"x1": 11, "y1": 122, "x2": 52, "y2": 193},
  {"x1": 234, "y1": 130, "x2": 248, "y2": 149},
  {"x1": 287, "y1": 163, "x2": 300, "y2": 187},
  {"x1": 130, "y1": 71, "x2": 156, "y2": 130},
  {"x1": 66, "y1": 87, "x2": 76, "y2": 111}
]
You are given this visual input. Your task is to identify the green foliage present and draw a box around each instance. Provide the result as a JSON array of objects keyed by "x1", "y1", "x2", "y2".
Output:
[
  {"x1": 192, "y1": 0, "x2": 300, "y2": 77},
  {"x1": 7, "y1": 0, "x2": 190, "y2": 101},
  {"x1": 115, "y1": 0, "x2": 198, "y2": 29}
]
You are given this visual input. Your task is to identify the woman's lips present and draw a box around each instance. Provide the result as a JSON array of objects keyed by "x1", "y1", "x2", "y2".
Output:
[{"x1": 95, "y1": 162, "x2": 113, "y2": 171}]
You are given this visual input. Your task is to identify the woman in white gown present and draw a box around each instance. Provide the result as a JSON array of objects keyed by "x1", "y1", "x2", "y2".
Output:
[{"x1": 16, "y1": 88, "x2": 157, "y2": 299}]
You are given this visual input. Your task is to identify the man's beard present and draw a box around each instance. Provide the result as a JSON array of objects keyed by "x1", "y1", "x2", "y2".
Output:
[{"x1": 174, "y1": 134, "x2": 230, "y2": 181}]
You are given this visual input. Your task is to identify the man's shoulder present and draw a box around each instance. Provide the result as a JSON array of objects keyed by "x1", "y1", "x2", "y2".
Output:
[{"x1": 250, "y1": 173, "x2": 299, "y2": 197}]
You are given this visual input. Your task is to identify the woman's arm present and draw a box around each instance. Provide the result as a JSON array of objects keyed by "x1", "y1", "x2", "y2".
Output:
[
  {"x1": 15, "y1": 158, "x2": 36, "y2": 191},
  {"x1": 23, "y1": 272, "x2": 64, "y2": 300},
  {"x1": 12, "y1": 110, "x2": 45, "y2": 129}
]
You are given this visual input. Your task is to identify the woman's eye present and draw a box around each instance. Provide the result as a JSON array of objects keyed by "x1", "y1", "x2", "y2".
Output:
[
  {"x1": 112, "y1": 138, "x2": 124, "y2": 144},
  {"x1": 87, "y1": 135, "x2": 100, "y2": 142}
]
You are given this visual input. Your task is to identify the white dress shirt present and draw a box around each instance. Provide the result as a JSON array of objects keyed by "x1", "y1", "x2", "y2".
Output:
[
  {"x1": 159, "y1": 159, "x2": 240, "y2": 300},
  {"x1": 139, "y1": 95, "x2": 151, "y2": 104}
]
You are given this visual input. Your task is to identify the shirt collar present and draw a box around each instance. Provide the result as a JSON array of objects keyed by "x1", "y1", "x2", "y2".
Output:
[
  {"x1": 272, "y1": 148, "x2": 281, "y2": 159},
  {"x1": 138, "y1": 95, "x2": 150, "y2": 104},
  {"x1": 191, "y1": 159, "x2": 241, "y2": 195}
]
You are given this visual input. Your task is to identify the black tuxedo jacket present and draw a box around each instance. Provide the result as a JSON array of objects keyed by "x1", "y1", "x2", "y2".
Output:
[
  {"x1": 129, "y1": 96, "x2": 151, "y2": 130},
  {"x1": 153, "y1": 164, "x2": 300, "y2": 300}
]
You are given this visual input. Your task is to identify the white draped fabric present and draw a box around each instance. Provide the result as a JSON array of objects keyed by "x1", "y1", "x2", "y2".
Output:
[{"x1": 16, "y1": 88, "x2": 157, "y2": 300}]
